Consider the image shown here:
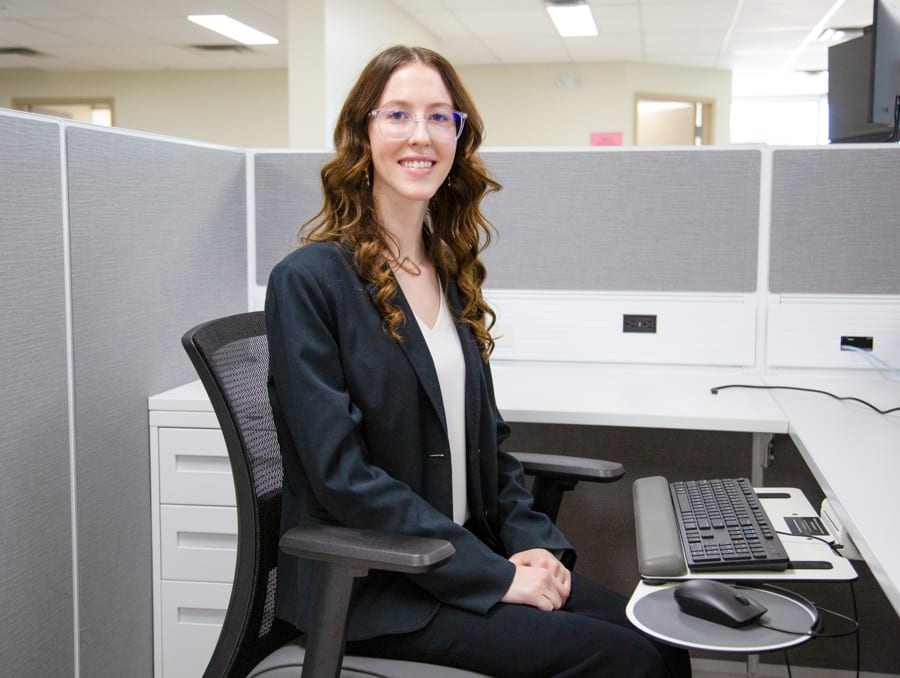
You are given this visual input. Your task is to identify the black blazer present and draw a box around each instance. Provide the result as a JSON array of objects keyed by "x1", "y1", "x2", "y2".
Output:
[{"x1": 265, "y1": 242, "x2": 573, "y2": 641}]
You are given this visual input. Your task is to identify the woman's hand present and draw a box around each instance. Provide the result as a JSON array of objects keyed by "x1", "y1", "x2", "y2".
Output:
[{"x1": 500, "y1": 548, "x2": 571, "y2": 611}]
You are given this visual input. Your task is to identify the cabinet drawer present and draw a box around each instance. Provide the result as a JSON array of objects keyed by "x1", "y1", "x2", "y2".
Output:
[
  {"x1": 160, "y1": 580, "x2": 231, "y2": 678},
  {"x1": 158, "y1": 427, "x2": 236, "y2": 506},
  {"x1": 160, "y1": 505, "x2": 237, "y2": 582}
]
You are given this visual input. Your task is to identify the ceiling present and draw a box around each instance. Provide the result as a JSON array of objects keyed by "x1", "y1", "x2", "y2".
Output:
[{"x1": 0, "y1": 0, "x2": 876, "y2": 76}]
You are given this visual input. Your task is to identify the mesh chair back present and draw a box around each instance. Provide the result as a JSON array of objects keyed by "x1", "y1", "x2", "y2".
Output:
[{"x1": 182, "y1": 311, "x2": 299, "y2": 678}]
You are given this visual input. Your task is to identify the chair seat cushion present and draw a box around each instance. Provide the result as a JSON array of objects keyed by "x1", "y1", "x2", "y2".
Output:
[{"x1": 249, "y1": 639, "x2": 492, "y2": 677}]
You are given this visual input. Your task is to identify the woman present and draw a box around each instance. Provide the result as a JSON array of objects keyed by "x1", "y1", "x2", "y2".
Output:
[{"x1": 265, "y1": 44, "x2": 691, "y2": 677}]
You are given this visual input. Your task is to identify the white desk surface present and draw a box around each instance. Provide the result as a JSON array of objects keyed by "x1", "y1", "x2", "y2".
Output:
[
  {"x1": 153, "y1": 364, "x2": 790, "y2": 434},
  {"x1": 150, "y1": 365, "x2": 898, "y2": 616},
  {"x1": 490, "y1": 362, "x2": 788, "y2": 433},
  {"x1": 763, "y1": 372, "x2": 900, "y2": 617}
]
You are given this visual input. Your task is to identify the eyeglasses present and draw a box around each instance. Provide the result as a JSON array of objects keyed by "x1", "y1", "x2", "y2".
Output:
[{"x1": 369, "y1": 108, "x2": 467, "y2": 143}]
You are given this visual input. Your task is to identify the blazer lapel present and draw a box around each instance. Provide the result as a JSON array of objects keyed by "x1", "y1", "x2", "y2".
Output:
[{"x1": 366, "y1": 281, "x2": 447, "y2": 434}]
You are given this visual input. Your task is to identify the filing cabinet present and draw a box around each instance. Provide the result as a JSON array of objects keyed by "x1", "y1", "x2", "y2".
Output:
[{"x1": 150, "y1": 381, "x2": 234, "y2": 678}]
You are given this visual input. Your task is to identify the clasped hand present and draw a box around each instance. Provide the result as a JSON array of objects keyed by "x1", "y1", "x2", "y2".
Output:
[{"x1": 500, "y1": 548, "x2": 571, "y2": 612}]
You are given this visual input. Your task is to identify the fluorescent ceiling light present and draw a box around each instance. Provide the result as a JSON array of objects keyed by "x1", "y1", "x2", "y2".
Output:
[
  {"x1": 546, "y1": 3, "x2": 598, "y2": 37},
  {"x1": 188, "y1": 15, "x2": 278, "y2": 45}
]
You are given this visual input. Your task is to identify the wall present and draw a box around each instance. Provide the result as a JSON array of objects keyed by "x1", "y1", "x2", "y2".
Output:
[
  {"x1": 0, "y1": 69, "x2": 288, "y2": 148},
  {"x1": 0, "y1": 60, "x2": 729, "y2": 149},
  {"x1": 458, "y1": 61, "x2": 731, "y2": 146}
]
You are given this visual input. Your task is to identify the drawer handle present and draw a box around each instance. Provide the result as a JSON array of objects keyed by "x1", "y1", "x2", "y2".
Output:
[
  {"x1": 177, "y1": 531, "x2": 238, "y2": 550},
  {"x1": 177, "y1": 607, "x2": 226, "y2": 625},
  {"x1": 175, "y1": 454, "x2": 231, "y2": 473}
]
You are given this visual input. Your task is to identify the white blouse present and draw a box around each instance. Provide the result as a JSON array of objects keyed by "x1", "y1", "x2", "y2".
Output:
[{"x1": 414, "y1": 292, "x2": 469, "y2": 525}]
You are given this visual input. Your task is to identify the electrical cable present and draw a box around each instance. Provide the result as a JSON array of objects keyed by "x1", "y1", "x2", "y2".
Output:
[
  {"x1": 775, "y1": 529, "x2": 844, "y2": 555},
  {"x1": 710, "y1": 384, "x2": 900, "y2": 415},
  {"x1": 840, "y1": 344, "x2": 900, "y2": 377},
  {"x1": 747, "y1": 582, "x2": 860, "y2": 639},
  {"x1": 779, "y1": 582, "x2": 861, "y2": 678}
]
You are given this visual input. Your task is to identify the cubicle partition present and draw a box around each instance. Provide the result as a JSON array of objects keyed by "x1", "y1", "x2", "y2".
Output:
[
  {"x1": 253, "y1": 151, "x2": 330, "y2": 286},
  {"x1": 767, "y1": 146, "x2": 900, "y2": 370},
  {"x1": 0, "y1": 113, "x2": 74, "y2": 677},
  {"x1": 480, "y1": 149, "x2": 761, "y2": 366},
  {"x1": 0, "y1": 110, "x2": 248, "y2": 677},
  {"x1": 252, "y1": 148, "x2": 764, "y2": 367},
  {"x1": 66, "y1": 127, "x2": 248, "y2": 677}
]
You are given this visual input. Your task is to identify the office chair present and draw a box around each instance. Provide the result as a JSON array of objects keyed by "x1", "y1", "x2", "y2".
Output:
[{"x1": 182, "y1": 311, "x2": 625, "y2": 678}]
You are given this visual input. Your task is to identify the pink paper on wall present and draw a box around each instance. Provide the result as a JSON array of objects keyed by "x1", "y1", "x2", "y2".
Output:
[{"x1": 590, "y1": 132, "x2": 623, "y2": 146}]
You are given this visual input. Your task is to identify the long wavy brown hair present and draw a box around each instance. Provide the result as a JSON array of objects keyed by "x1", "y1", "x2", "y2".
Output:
[{"x1": 302, "y1": 45, "x2": 501, "y2": 359}]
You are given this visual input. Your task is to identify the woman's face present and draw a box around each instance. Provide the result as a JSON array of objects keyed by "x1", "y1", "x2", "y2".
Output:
[{"x1": 368, "y1": 62, "x2": 457, "y2": 213}]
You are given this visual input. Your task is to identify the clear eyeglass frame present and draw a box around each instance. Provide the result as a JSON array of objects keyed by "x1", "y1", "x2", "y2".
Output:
[{"x1": 369, "y1": 108, "x2": 468, "y2": 142}]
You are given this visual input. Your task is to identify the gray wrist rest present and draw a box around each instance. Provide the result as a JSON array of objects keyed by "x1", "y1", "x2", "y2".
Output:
[{"x1": 633, "y1": 476, "x2": 687, "y2": 578}]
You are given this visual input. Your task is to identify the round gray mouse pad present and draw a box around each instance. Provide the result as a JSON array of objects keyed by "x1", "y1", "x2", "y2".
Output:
[{"x1": 631, "y1": 585, "x2": 818, "y2": 652}]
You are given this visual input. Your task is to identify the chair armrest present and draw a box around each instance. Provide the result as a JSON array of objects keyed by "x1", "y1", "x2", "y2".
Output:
[
  {"x1": 280, "y1": 524, "x2": 455, "y2": 574},
  {"x1": 280, "y1": 526, "x2": 455, "y2": 677},
  {"x1": 511, "y1": 451, "x2": 625, "y2": 484}
]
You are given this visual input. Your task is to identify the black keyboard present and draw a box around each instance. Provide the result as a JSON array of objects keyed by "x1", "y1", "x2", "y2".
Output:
[{"x1": 670, "y1": 478, "x2": 790, "y2": 572}]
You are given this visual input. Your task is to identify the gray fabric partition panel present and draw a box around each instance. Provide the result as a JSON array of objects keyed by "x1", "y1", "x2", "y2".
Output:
[
  {"x1": 770, "y1": 147, "x2": 900, "y2": 294},
  {"x1": 0, "y1": 114, "x2": 74, "y2": 676},
  {"x1": 255, "y1": 152, "x2": 329, "y2": 285},
  {"x1": 253, "y1": 149, "x2": 760, "y2": 293},
  {"x1": 480, "y1": 150, "x2": 761, "y2": 292},
  {"x1": 66, "y1": 127, "x2": 248, "y2": 678}
]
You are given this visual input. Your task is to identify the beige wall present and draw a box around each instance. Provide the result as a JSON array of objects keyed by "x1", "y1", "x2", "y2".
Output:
[
  {"x1": 458, "y1": 61, "x2": 731, "y2": 147},
  {"x1": 0, "y1": 68, "x2": 288, "y2": 148},
  {"x1": 0, "y1": 59, "x2": 730, "y2": 149}
]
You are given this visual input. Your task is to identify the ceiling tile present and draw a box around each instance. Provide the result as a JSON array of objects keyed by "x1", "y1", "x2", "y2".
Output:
[
  {"x1": 728, "y1": 28, "x2": 809, "y2": 52},
  {"x1": 443, "y1": 0, "x2": 538, "y2": 9},
  {"x1": 592, "y1": 4, "x2": 641, "y2": 33},
  {"x1": 435, "y1": 37, "x2": 500, "y2": 64},
  {"x1": 26, "y1": 18, "x2": 158, "y2": 45},
  {"x1": 410, "y1": 10, "x2": 473, "y2": 39},
  {"x1": 0, "y1": 19, "x2": 83, "y2": 47},
  {"x1": 641, "y1": 1, "x2": 740, "y2": 33},
  {"x1": 737, "y1": 1, "x2": 828, "y2": 31},
  {"x1": 644, "y1": 30, "x2": 725, "y2": 56},
  {"x1": 0, "y1": 0, "x2": 85, "y2": 20},
  {"x1": 389, "y1": 0, "x2": 446, "y2": 11},
  {"x1": 563, "y1": 33, "x2": 643, "y2": 61},
  {"x1": 486, "y1": 35, "x2": 571, "y2": 63},
  {"x1": 37, "y1": 43, "x2": 162, "y2": 69},
  {"x1": 454, "y1": 8, "x2": 554, "y2": 37}
]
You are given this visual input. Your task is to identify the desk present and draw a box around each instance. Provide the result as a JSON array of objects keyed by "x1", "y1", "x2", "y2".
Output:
[
  {"x1": 491, "y1": 362, "x2": 788, "y2": 488},
  {"x1": 763, "y1": 373, "x2": 900, "y2": 617},
  {"x1": 493, "y1": 362, "x2": 900, "y2": 620},
  {"x1": 490, "y1": 362, "x2": 788, "y2": 433},
  {"x1": 148, "y1": 364, "x2": 900, "y2": 670}
]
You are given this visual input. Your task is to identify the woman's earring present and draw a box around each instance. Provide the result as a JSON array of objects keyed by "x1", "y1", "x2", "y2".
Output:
[
  {"x1": 364, "y1": 169, "x2": 370, "y2": 188},
  {"x1": 446, "y1": 175, "x2": 452, "y2": 188}
]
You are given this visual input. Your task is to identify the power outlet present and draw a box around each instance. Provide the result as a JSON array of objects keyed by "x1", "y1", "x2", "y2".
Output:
[
  {"x1": 623, "y1": 314, "x2": 657, "y2": 333},
  {"x1": 840, "y1": 335, "x2": 873, "y2": 351}
]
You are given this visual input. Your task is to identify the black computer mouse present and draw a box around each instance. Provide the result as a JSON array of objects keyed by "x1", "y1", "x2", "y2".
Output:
[{"x1": 673, "y1": 579, "x2": 768, "y2": 628}]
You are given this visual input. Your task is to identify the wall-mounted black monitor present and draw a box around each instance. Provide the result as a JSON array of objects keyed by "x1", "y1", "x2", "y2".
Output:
[
  {"x1": 828, "y1": 0, "x2": 900, "y2": 142},
  {"x1": 871, "y1": 0, "x2": 900, "y2": 126}
]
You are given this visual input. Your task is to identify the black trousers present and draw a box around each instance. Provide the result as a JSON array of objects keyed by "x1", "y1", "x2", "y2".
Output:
[{"x1": 346, "y1": 572, "x2": 692, "y2": 678}]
